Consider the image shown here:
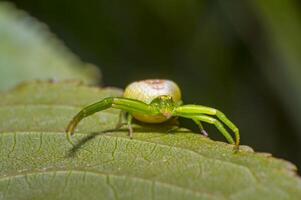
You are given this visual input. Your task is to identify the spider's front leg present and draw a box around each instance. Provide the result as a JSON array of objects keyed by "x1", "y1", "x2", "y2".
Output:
[
  {"x1": 174, "y1": 105, "x2": 240, "y2": 150},
  {"x1": 66, "y1": 97, "x2": 156, "y2": 144}
]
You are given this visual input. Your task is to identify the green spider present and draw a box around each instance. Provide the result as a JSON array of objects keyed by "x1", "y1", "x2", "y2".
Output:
[{"x1": 66, "y1": 79, "x2": 240, "y2": 150}]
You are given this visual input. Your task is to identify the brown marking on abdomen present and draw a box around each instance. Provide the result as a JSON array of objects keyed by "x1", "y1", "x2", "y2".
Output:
[{"x1": 142, "y1": 79, "x2": 166, "y2": 90}]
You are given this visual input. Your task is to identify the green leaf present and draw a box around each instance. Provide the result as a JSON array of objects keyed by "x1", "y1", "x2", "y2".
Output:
[
  {"x1": 0, "y1": 2, "x2": 101, "y2": 91},
  {"x1": 0, "y1": 81, "x2": 300, "y2": 200}
]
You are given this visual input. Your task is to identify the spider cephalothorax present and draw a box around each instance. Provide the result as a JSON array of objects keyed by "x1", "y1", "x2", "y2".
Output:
[
  {"x1": 66, "y1": 79, "x2": 240, "y2": 150},
  {"x1": 149, "y1": 95, "x2": 177, "y2": 119}
]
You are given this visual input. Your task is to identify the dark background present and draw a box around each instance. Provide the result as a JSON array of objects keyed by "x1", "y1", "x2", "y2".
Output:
[{"x1": 9, "y1": 0, "x2": 301, "y2": 170}]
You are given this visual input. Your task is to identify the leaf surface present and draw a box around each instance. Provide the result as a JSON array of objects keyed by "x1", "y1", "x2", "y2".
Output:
[
  {"x1": 0, "y1": 82, "x2": 300, "y2": 200},
  {"x1": 0, "y1": 2, "x2": 101, "y2": 91}
]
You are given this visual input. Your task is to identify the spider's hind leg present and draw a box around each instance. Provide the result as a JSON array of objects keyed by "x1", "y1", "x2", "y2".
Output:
[
  {"x1": 115, "y1": 110, "x2": 127, "y2": 129},
  {"x1": 127, "y1": 114, "x2": 133, "y2": 139},
  {"x1": 192, "y1": 119, "x2": 208, "y2": 136},
  {"x1": 115, "y1": 111, "x2": 134, "y2": 139},
  {"x1": 194, "y1": 115, "x2": 235, "y2": 145}
]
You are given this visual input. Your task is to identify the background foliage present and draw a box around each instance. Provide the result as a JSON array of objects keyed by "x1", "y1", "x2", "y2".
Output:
[{"x1": 0, "y1": 2, "x2": 100, "y2": 90}]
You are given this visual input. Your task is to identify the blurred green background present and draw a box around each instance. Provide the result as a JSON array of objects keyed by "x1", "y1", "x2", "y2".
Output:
[{"x1": 8, "y1": 0, "x2": 301, "y2": 169}]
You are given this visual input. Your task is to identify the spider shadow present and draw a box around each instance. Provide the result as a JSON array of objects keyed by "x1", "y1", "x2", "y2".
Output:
[
  {"x1": 66, "y1": 122, "x2": 191, "y2": 158},
  {"x1": 66, "y1": 128, "x2": 117, "y2": 158}
]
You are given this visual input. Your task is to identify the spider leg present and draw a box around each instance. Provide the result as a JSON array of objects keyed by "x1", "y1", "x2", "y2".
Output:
[
  {"x1": 114, "y1": 111, "x2": 134, "y2": 138},
  {"x1": 66, "y1": 97, "x2": 114, "y2": 139},
  {"x1": 192, "y1": 115, "x2": 235, "y2": 144},
  {"x1": 66, "y1": 97, "x2": 157, "y2": 145},
  {"x1": 215, "y1": 110, "x2": 240, "y2": 149},
  {"x1": 192, "y1": 119, "x2": 208, "y2": 136},
  {"x1": 127, "y1": 114, "x2": 133, "y2": 138},
  {"x1": 166, "y1": 126, "x2": 180, "y2": 133},
  {"x1": 115, "y1": 110, "x2": 127, "y2": 129},
  {"x1": 174, "y1": 105, "x2": 239, "y2": 150}
]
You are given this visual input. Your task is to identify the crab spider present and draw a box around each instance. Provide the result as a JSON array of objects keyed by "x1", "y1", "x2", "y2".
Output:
[{"x1": 66, "y1": 79, "x2": 240, "y2": 150}]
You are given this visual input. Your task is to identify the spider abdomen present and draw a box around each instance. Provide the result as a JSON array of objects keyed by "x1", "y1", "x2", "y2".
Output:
[{"x1": 123, "y1": 79, "x2": 181, "y2": 123}]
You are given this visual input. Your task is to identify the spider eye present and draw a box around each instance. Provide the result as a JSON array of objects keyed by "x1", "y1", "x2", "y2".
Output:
[{"x1": 160, "y1": 95, "x2": 173, "y2": 101}]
